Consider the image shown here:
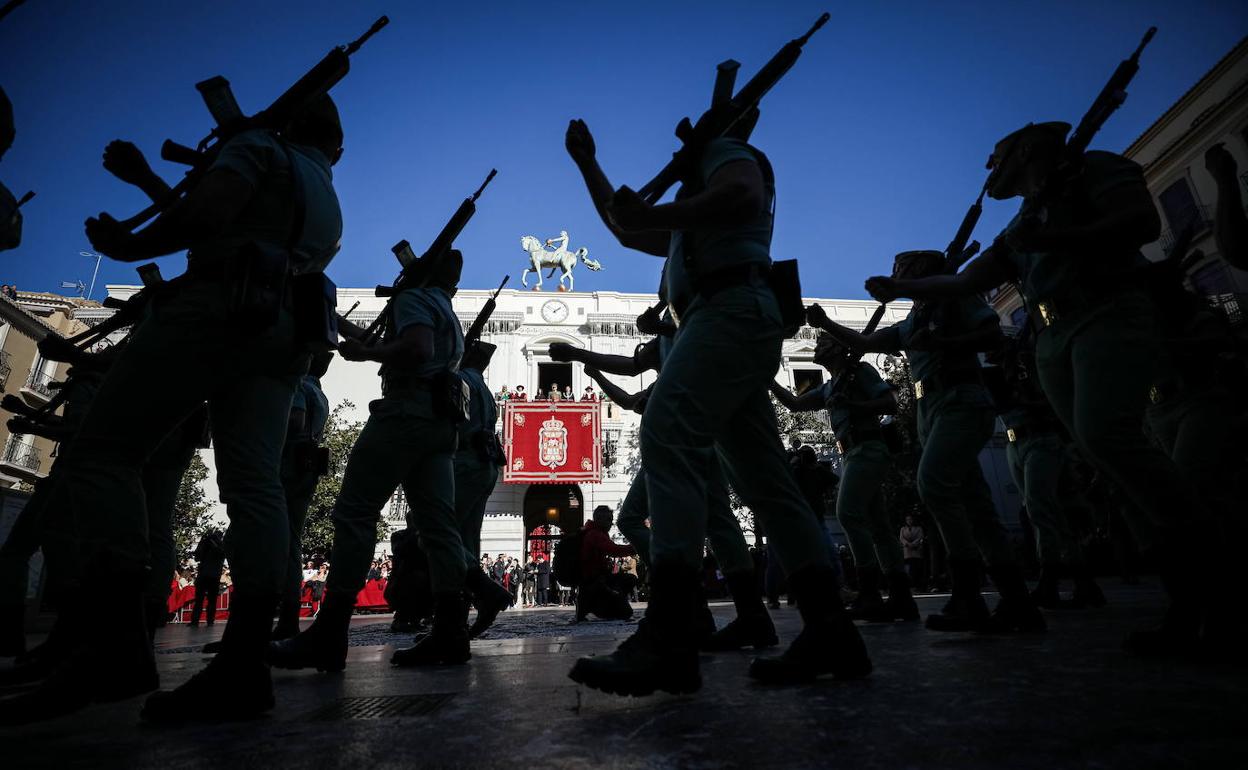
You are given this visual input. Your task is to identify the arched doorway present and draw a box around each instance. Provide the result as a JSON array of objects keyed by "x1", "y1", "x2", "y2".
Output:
[{"x1": 522, "y1": 484, "x2": 583, "y2": 560}]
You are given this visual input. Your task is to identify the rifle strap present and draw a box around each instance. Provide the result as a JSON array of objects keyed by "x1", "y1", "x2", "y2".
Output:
[{"x1": 278, "y1": 139, "x2": 308, "y2": 266}]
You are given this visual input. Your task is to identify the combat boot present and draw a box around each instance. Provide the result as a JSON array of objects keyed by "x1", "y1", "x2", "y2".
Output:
[
  {"x1": 567, "y1": 559, "x2": 701, "y2": 696},
  {"x1": 977, "y1": 563, "x2": 1047, "y2": 634},
  {"x1": 0, "y1": 579, "x2": 156, "y2": 726},
  {"x1": 391, "y1": 591, "x2": 471, "y2": 667},
  {"x1": 846, "y1": 568, "x2": 885, "y2": 620},
  {"x1": 270, "y1": 589, "x2": 303, "y2": 641},
  {"x1": 468, "y1": 569, "x2": 513, "y2": 639},
  {"x1": 0, "y1": 602, "x2": 25, "y2": 657},
  {"x1": 143, "y1": 591, "x2": 278, "y2": 723},
  {"x1": 749, "y1": 565, "x2": 872, "y2": 684},
  {"x1": 703, "y1": 570, "x2": 778, "y2": 651},
  {"x1": 1030, "y1": 563, "x2": 1062, "y2": 609},
  {"x1": 1123, "y1": 532, "x2": 1202, "y2": 658},
  {"x1": 925, "y1": 559, "x2": 990, "y2": 632},
  {"x1": 267, "y1": 588, "x2": 353, "y2": 672},
  {"x1": 696, "y1": 585, "x2": 717, "y2": 644},
  {"x1": 859, "y1": 569, "x2": 920, "y2": 623}
]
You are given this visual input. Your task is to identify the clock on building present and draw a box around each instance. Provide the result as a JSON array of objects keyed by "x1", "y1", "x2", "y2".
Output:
[{"x1": 541, "y1": 300, "x2": 569, "y2": 323}]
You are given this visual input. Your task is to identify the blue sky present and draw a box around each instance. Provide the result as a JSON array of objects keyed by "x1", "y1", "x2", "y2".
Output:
[{"x1": 2, "y1": 1, "x2": 1245, "y2": 299}]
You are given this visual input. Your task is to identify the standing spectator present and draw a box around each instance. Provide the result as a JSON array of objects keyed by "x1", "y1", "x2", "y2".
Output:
[
  {"x1": 548, "y1": 383, "x2": 561, "y2": 401},
  {"x1": 535, "y1": 554, "x2": 551, "y2": 605},
  {"x1": 498, "y1": 385, "x2": 512, "y2": 402},
  {"x1": 507, "y1": 559, "x2": 523, "y2": 604},
  {"x1": 190, "y1": 529, "x2": 225, "y2": 627},
  {"x1": 900, "y1": 515, "x2": 926, "y2": 589},
  {"x1": 562, "y1": 385, "x2": 574, "y2": 401},
  {"x1": 522, "y1": 557, "x2": 537, "y2": 607},
  {"x1": 514, "y1": 386, "x2": 527, "y2": 402},
  {"x1": 491, "y1": 555, "x2": 507, "y2": 584},
  {"x1": 302, "y1": 561, "x2": 317, "y2": 583},
  {"x1": 581, "y1": 385, "x2": 597, "y2": 402}
]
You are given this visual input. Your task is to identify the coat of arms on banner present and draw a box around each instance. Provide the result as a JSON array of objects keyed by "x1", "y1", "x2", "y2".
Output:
[{"x1": 539, "y1": 417, "x2": 568, "y2": 469}]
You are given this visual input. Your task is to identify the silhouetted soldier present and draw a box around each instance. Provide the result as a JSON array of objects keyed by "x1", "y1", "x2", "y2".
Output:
[
  {"x1": 50, "y1": 94, "x2": 346, "y2": 723},
  {"x1": 552, "y1": 331, "x2": 777, "y2": 650},
  {"x1": 814, "y1": 250, "x2": 1044, "y2": 634},
  {"x1": 190, "y1": 529, "x2": 226, "y2": 627},
  {"x1": 563, "y1": 111, "x2": 868, "y2": 695},
  {"x1": 771, "y1": 335, "x2": 919, "y2": 622},
  {"x1": 455, "y1": 341, "x2": 513, "y2": 639},
  {"x1": 988, "y1": 326, "x2": 1104, "y2": 608},
  {"x1": 866, "y1": 122, "x2": 1216, "y2": 656},
  {"x1": 271, "y1": 251, "x2": 469, "y2": 672}
]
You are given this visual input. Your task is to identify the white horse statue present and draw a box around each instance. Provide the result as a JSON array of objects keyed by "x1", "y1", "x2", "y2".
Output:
[{"x1": 520, "y1": 230, "x2": 602, "y2": 291}]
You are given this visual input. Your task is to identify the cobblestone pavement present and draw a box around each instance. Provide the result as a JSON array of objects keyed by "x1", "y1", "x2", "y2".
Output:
[{"x1": 3, "y1": 583, "x2": 1246, "y2": 769}]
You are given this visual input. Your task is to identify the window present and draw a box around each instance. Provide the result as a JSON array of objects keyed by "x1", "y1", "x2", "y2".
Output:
[{"x1": 1157, "y1": 178, "x2": 1200, "y2": 232}]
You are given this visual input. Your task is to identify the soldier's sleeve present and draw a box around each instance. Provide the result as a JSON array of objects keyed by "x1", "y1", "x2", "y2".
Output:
[
  {"x1": 961, "y1": 295, "x2": 1000, "y2": 331},
  {"x1": 857, "y1": 364, "x2": 891, "y2": 399},
  {"x1": 391, "y1": 290, "x2": 439, "y2": 337},
  {"x1": 700, "y1": 138, "x2": 760, "y2": 183},
  {"x1": 209, "y1": 129, "x2": 281, "y2": 191},
  {"x1": 874, "y1": 322, "x2": 904, "y2": 354},
  {"x1": 1081, "y1": 151, "x2": 1148, "y2": 209}
]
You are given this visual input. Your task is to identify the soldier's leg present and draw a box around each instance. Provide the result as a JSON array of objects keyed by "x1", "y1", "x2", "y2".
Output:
[
  {"x1": 0, "y1": 479, "x2": 53, "y2": 655},
  {"x1": 836, "y1": 442, "x2": 893, "y2": 576},
  {"x1": 141, "y1": 423, "x2": 199, "y2": 638},
  {"x1": 455, "y1": 459, "x2": 509, "y2": 638},
  {"x1": 704, "y1": 457, "x2": 752, "y2": 576},
  {"x1": 914, "y1": 395, "x2": 993, "y2": 564},
  {"x1": 274, "y1": 449, "x2": 320, "y2": 639},
  {"x1": 616, "y1": 469, "x2": 652, "y2": 567}
]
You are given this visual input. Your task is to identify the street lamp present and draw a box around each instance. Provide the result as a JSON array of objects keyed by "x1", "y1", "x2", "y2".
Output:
[{"x1": 78, "y1": 251, "x2": 103, "y2": 301}]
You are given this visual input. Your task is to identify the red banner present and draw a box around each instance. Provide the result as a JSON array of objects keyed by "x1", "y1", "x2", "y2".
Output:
[{"x1": 503, "y1": 402, "x2": 602, "y2": 484}]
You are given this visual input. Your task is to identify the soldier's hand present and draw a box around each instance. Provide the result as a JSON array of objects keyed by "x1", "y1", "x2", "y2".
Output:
[
  {"x1": 102, "y1": 140, "x2": 153, "y2": 186},
  {"x1": 548, "y1": 342, "x2": 578, "y2": 362},
  {"x1": 636, "y1": 304, "x2": 664, "y2": 335},
  {"x1": 337, "y1": 338, "x2": 370, "y2": 362},
  {"x1": 584, "y1": 365, "x2": 602, "y2": 380},
  {"x1": 565, "y1": 119, "x2": 596, "y2": 165},
  {"x1": 84, "y1": 213, "x2": 133, "y2": 259},
  {"x1": 805, "y1": 303, "x2": 829, "y2": 327},
  {"x1": 864, "y1": 276, "x2": 899, "y2": 303},
  {"x1": 607, "y1": 186, "x2": 654, "y2": 232}
]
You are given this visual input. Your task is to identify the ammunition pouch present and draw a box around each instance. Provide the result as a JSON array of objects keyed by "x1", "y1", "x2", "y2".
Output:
[
  {"x1": 433, "y1": 369, "x2": 470, "y2": 426},
  {"x1": 290, "y1": 271, "x2": 339, "y2": 353},
  {"x1": 913, "y1": 367, "x2": 982, "y2": 400},
  {"x1": 221, "y1": 243, "x2": 289, "y2": 329},
  {"x1": 768, "y1": 259, "x2": 804, "y2": 337}
]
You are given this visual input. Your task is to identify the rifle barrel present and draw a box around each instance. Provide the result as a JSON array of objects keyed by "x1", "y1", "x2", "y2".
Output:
[{"x1": 345, "y1": 16, "x2": 389, "y2": 55}]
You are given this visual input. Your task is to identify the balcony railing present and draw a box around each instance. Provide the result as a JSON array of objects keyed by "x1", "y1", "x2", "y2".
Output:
[
  {"x1": 0, "y1": 349, "x2": 10, "y2": 389},
  {"x1": 23, "y1": 365, "x2": 55, "y2": 399},
  {"x1": 1, "y1": 435, "x2": 42, "y2": 472},
  {"x1": 1159, "y1": 204, "x2": 1212, "y2": 254}
]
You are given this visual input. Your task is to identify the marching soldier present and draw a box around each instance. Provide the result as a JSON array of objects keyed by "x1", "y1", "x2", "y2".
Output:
[
  {"x1": 865, "y1": 122, "x2": 1216, "y2": 656},
  {"x1": 270, "y1": 250, "x2": 469, "y2": 672},
  {"x1": 562, "y1": 114, "x2": 868, "y2": 695},
  {"x1": 34, "y1": 94, "x2": 346, "y2": 724},
  {"x1": 812, "y1": 250, "x2": 1045, "y2": 634},
  {"x1": 552, "y1": 336, "x2": 778, "y2": 650},
  {"x1": 770, "y1": 334, "x2": 919, "y2": 622},
  {"x1": 989, "y1": 326, "x2": 1104, "y2": 609},
  {"x1": 455, "y1": 341, "x2": 513, "y2": 639}
]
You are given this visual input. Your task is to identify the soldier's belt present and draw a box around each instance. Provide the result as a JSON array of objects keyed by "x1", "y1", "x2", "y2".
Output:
[
  {"x1": 835, "y1": 428, "x2": 883, "y2": 455},
  {"x1": 1004, "y1": 421, "x2": 1059, "y2": 444},
  {"x1": 381, "y1": 376, "x2": 433, "y2": 397},
  {"x1": 695, "y1": 262, "x2": 770, "y2": 301},
  {"x1": 913, "y1": 368, "x2": 981, "y2": 399}
]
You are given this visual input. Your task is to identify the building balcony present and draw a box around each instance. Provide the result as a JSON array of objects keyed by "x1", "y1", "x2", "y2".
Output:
[
  {"x1": 1, "y1": 435, "x2": 45, "y2": 480},
  {"x1": 0, "y1": 350, "x2": 11, "y2": 390},
  {"x1": 21, "y1": 366, "x2": 55, "y2": 404}
]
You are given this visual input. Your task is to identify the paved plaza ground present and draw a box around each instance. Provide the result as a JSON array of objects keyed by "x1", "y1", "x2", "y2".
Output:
[{"x1": 2, "y1": 582, "x2": 1245, "y2": 769}]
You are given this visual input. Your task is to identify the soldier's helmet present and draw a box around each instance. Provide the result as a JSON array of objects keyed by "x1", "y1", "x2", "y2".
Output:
[
  {"x1": 986, "y1": 121, "x2": 1071, "y2": 199},
  {"x1": 893, "y1": 250, "x2": 944, "y2": 278}
]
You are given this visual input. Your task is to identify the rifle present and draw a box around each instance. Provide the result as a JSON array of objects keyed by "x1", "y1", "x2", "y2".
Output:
[
  {"x1": 362, "y1": 169, "x2": 498, "y2": 344},
  {"x1": 978, "y1": 26, "x2": 1158, "y2": 263},
  {"x1": 39, "y1": 263, "x2": 167, "y2": 362},
  {"x1": 635, "y1": 12, "x2": 830, "y2": 203},
  {"x1": 464, "y1": 275, "x2": 509, "y2": 349},
  {"x1": 112, "y1": 16, "x2": 389, "y2": 232}
]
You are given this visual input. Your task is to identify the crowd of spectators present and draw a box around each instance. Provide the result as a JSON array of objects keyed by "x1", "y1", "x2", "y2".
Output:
[{"x1": 495, "y1": 383, "x2": 602, "y2": 403}]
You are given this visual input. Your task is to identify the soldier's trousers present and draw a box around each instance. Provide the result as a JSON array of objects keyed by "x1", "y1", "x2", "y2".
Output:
[
  {"x1": 326, "y1": 392, "x2": 462, "y2": 596},
  {"x1": 1036, "y1": 292, "x2": 1206, "y2": 549},
  {"x1": 915, "y1": 385, "x2": 1014, "y2": 567},
  {"x1": 1146, "y1": 385, "x2": 1240, "y2": 518},
  {"x1": 0, "y1": 477, "x2": 54, "y2": 606},
  {"x1": 1006, "y1": 432, "x2": 1085, "y2": 566},
  {"x1": 453, "y1": 451, "x2": 499, "y2": 571},
  {"x1": 57, "y1": 281, "x2": 302, "y2": 599},
  {"x1": 836, "y1": 439, "x2": 901, "y2": 574},
  {"x1": 141, "y1": 424, "x2": 199, "y2": 607},
  {"x1": 618, "y1": 458, "x2": 753, "y2": 575},
  {"x1": 641, "y1": 285, "x2": 830, "y2": 575},
  {"x1": 280, "y1": 440, "x2": 322, "y2": 614}
]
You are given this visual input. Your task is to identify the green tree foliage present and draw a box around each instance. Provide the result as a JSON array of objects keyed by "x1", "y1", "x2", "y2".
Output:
[
  {"x1": 879, "y1": 354, "x2": 924, "y2": 529},
  {"x1": 301, "y1": 400, "x2": 366, "y2": 558},
  {"x1": 171, "y1": 451, "x2": 213, "y2": 562}
]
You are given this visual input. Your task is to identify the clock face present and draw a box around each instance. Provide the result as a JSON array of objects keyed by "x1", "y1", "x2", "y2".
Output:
[{"x1": 541, "y1": 300, "x2": 569, "y2": 323}]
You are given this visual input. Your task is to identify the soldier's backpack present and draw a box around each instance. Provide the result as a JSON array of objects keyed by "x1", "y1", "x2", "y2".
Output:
[{"x1": 552, "y1": 533, "x2": 584, "y2": 588}]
